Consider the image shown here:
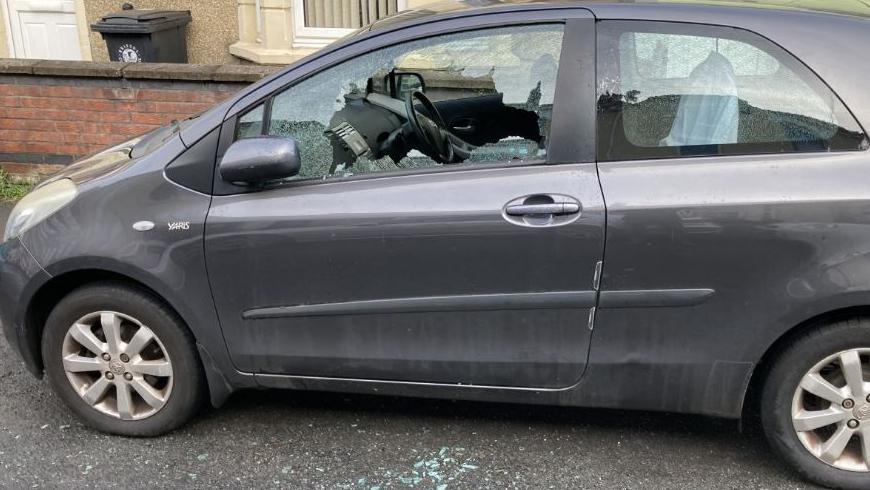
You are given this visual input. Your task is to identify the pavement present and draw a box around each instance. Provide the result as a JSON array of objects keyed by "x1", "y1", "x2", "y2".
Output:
[{"x1": 0, "y1": 201, "x2": 818, "y2": 489}]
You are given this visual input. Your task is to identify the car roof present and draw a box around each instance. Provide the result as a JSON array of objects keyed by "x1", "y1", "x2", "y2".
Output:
[{"x1": 367, "y1": 0, "x2": 870, "y2": 31}]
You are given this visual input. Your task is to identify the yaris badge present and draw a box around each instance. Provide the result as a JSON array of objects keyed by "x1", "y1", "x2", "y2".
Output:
[{"x1": 168, "y1": 221, "x2": 190, "y2": 231}]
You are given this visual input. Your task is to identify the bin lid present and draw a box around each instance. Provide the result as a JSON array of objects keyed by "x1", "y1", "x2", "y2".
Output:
[{"x1": 91, "y1": 9, "x2": 192, "y2": 34}]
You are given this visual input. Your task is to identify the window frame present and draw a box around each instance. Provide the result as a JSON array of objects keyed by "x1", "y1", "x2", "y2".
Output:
[
  {"x1": 291, "y1": 0, "x2": 409, "y2": 49},
  {"x1": 595, "y1": 20, "x2": 869, "y2": 163},
  {"x1": 213, "y1": 9, "x2": 596, "y2": 196}
]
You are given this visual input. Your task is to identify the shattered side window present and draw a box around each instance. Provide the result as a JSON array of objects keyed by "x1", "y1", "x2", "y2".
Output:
[
  {"x1": 596, "y1": 21, "x2": 868, "y2": 161},
  {"x1": 254, "y1": 24, "x2": 564, "y2": 182}
]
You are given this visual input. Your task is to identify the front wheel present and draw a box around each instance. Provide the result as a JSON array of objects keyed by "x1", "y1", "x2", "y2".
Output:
[
  {"x1": 42, "y1": 283, "x2": 204, "y2": 436},
  {"x1": 762, "y1": 318, "x2": 870, "y2": 489}
]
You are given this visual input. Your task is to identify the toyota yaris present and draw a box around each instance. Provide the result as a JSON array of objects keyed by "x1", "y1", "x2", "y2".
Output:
[{"x1": 2, "y1": 1, "x2": 870, "y2": 488}]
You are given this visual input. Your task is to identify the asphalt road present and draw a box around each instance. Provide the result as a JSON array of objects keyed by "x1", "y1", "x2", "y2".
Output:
[{"x1": 0, "y1": 201, "x2": 817, "y2": 489}]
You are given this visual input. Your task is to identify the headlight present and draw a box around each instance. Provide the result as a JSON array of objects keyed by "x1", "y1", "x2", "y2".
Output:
[{"x1": 3, "y1": 179, "x2": 77, "y2": 242}]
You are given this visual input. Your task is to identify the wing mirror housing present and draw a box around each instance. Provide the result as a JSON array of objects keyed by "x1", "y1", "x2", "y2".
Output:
[{"x1": 219, "y1": 136, "x2": 301, "y2": 184}]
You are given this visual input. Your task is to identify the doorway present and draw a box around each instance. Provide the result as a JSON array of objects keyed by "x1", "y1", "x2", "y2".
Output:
[{"x1": 3, "y1": 0, "x2": 88, "y2": 60}]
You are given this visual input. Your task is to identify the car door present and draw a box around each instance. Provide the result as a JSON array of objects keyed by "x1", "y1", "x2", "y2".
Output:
[
  {"x1": 204, "y1": 14, "x2": 602, "y2": 388},
  {"x1": 589, "y1": 20, "x2": 870, "y2": 414}
]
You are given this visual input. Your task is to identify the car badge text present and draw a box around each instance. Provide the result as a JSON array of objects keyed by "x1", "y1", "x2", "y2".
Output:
[{"x1": 168, "y1": 221, "x2": 190, "y2": 231}]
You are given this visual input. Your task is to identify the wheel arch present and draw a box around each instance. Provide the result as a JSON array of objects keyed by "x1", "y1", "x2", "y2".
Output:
[
  {"x1": 24, "y1": 269, "x2": 187, "y2": 372},
  {"x1": 21, "y1": 266, "x2": 238, "y2": 407},
  {"x1": 741, "y1": 305, "x2": 870, "y2": 425}
]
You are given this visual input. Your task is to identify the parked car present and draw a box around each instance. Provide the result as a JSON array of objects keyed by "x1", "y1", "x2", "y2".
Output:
[{"x1": 2, "y1": 0, "x2": 870, "y2": 487}]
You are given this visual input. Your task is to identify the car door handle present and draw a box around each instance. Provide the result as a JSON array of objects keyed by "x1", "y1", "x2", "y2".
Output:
[
  {"x1": 505, "y1": 203, "x2": 581, "y2": 216},
  {"x1": 502, "y1": 194, "x2": 583, "y2": 228},
  {"x1": 451, "y1": 117, "x2": 477, "y2": 133}
]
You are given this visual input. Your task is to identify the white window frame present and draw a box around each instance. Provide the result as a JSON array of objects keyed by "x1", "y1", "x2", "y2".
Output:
[
  {"x1": 292, "y1": 0, "x2": 407, "y2": 49},
  {"x1": 1, "y1": 0, "x2": 14, "y2": 57}
]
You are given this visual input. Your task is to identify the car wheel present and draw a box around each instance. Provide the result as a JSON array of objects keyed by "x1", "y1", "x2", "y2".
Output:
[
  {"x1": 42, "y1": 282, "x2": 204, "y2": 436},
  {"x1": 762, "y1": 318, "x2": 870, "y2": 489}
]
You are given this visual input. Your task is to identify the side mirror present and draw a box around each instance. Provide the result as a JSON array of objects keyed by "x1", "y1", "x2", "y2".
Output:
[{"x1": 219, "y1": 136, "x2": 301, "y2": 184}]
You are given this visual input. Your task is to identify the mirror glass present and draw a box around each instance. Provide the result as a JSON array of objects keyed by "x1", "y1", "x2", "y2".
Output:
[{"x1": 396, "y1": 73, "x2": 424, "y2": 100}]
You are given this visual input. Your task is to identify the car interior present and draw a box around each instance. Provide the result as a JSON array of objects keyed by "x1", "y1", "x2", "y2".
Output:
[{"x1": 316, "y1": 68, "x2": 549, "y2": 170}]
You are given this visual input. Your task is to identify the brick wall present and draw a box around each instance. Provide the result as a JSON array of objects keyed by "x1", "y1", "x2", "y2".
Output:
[{"x1": 0, "y1": 60, "x2": 281, "y2": 178}]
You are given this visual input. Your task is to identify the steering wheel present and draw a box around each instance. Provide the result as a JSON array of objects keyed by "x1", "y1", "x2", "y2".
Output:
[{"x1": 405, "y1": 91, "x2": 454, "y2": 163}]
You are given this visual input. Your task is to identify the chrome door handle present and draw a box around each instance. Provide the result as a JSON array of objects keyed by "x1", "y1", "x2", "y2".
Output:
[
  {"x1": 505, "y1": 203, "x2": 581, "y2": 216},
  {"x1": 502, "y1": 194, "x2": 583, "y2": 228}
]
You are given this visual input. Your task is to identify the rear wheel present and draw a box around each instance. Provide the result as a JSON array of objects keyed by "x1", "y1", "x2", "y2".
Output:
[
  {"x1": 42, "y1": 283, "x2": 204, "y2": 436},
  {"x1": 762, "y1": 318, "x2": 870, "y2": 489}
]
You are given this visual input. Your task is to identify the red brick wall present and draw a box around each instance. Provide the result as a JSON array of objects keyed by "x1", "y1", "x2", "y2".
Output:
[
  {"x1": 0, "y1": 84, "x2": 235, "y2": 175},
  {"x1": 0, "y1": 61, "x2": 280, "y2": 178}
]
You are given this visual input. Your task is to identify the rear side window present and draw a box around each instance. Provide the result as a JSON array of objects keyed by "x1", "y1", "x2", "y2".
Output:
[{"x1": 597, "y1": 21, "x2": 868, "y2": 161}]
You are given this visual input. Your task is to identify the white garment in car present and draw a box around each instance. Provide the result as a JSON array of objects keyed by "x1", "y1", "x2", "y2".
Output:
[{"x1": 661, "y1": 51, "x2": 739, "y2": 146}]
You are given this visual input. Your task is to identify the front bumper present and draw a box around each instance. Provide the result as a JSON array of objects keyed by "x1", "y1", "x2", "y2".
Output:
[{"x1": 0, "y1": 237, "x2": 50, "y2": 376}]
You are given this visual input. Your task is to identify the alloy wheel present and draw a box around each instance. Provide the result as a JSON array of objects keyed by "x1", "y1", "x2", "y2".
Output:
[
  {"x1": 792, "y1": 348, "x2": 870, "y2": 471},
  {"x1": 60, "y1": 311, "x2": 173, "y2": 420}
]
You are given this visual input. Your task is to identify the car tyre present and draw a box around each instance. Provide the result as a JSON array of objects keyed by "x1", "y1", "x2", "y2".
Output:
[
  {"x1": 761, "y1": 317, "x2": 870, "y2": 489},
  {"x1": 42, "y1": 282, "x2": 204, "y2": 436}
]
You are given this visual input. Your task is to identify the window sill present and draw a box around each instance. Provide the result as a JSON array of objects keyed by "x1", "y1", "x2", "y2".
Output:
[{"x1": 229, "y1": 42, "x2": 318, "y2": 65}]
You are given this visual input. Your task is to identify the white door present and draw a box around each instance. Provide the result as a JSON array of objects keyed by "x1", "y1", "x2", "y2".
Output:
[{"x1": 5, "y1": 0, "x2": 82, "y2": 60}]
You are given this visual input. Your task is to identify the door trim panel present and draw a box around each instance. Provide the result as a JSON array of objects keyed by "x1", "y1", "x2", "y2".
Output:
[
  {"x1": 598, "y1": 288, "x2": 715, "y2": 308},
  {"x1": 243, "y1": 290, "x2": 597, "y2": 319}
]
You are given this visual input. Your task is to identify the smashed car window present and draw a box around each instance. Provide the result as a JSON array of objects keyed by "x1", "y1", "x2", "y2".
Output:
[
  {"x1": 596, "y1": 21, "x2": 868, "y2": 160},
  {"x1": 238, "y1": 24, "x2": 564, "y2": 182}
]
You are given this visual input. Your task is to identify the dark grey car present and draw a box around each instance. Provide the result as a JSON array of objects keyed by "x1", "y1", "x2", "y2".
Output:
[{"x1": 2, "y1": 0, "x2": 870, "y2": 487}]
